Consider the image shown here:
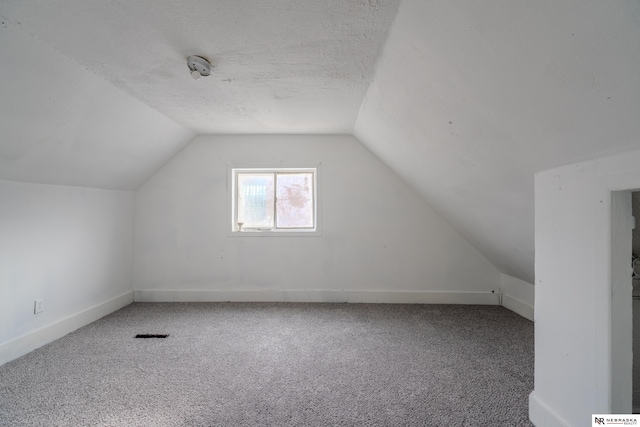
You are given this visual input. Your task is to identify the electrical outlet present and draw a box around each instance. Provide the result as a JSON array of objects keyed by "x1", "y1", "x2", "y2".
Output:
[{"x1": 34, "y1": 299, "x2": 44, "y2": 314}]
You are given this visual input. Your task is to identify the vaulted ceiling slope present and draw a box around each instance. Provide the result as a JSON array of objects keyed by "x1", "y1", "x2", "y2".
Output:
[
  {"x1": 0, "y1": 20, "x2": 194, "y2": 190},
  {"x1": 0, "y1": 0, "x2": 400, "y2": 134},
  {"x1": 356, "y1": 0, "x2": 640, "y2": 283}
]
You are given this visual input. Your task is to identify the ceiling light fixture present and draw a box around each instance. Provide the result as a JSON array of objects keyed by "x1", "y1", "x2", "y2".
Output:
[{"x1": 187, "y1": 55, "x2": 212, "y2": 80}]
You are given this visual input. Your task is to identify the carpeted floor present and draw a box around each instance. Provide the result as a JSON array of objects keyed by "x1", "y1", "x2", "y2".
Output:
[{"x1": 0, "y1": 303, "x2": 534, "y2": 426}]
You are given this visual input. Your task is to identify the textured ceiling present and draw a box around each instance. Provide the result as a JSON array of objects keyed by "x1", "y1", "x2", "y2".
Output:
[{"x1": 0, "y1": 0, "x2": 400, "y2": 134}]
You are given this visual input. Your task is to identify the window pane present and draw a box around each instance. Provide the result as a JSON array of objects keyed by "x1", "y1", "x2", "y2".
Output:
[
  {"x1": 276, "y1": 173, "x2": 314, "y2": 228},
  {"x1": 237, "y1": 173, "x2": 274, "y2": 228}
]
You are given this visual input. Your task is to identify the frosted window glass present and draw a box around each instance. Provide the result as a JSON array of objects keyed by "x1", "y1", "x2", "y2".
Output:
[
  {"x1": 276, "y1": 173, "x2": 314, "y2": 228},
  {"x1": 237, "y1": 173, "x2": 274, "y2": 228}
]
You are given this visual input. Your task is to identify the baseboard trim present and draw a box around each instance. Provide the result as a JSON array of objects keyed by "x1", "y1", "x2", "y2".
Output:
[
  {"x1": 529, "y1": 391, "x2": 570, "y2": 427},
  {"x1": 0, "y1": 291, "x2": 133, "y2": 367},
  {"x1": 134, "y1": 289, "x2": 500, "y2": 305},
  {"x1": 502, "y1": 293, "x2": 534, "y2": 321}
]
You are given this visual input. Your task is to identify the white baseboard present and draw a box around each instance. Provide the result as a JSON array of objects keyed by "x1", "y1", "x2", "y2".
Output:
[
  {"x1": 0, "y1": 291, "x2": 133, "y2": 367},
  {"x1": 529, "y1": 391, "x2": 570, "y2": 427},
  {"x1": 134, "y1": 289, "x2": 500, "y2": 305},
  {"x1": 499, "y1": 274, "x2": 534, "y2": 321},
  {"x1": 502, "y1": 293, "x2": 534, "y2": 321}
]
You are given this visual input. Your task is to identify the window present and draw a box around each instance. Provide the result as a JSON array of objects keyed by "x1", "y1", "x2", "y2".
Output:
[{"x1": 231, "y1": 167, "x2": 319, "y2": 234}]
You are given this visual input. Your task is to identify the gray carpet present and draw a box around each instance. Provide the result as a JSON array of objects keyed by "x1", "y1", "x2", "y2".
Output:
[{"x1": 0, "y1": 303, "x2": 534, "y2": 426}]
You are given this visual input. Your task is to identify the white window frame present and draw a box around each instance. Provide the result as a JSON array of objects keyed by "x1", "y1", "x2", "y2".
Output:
[{"x1": 228, "y1": 166, "x2": 321, "y2": 237}]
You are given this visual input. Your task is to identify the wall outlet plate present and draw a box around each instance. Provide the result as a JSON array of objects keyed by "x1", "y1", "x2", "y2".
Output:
[{"x1": 34, "y1": 299, "x2": 44, "y2": 314}]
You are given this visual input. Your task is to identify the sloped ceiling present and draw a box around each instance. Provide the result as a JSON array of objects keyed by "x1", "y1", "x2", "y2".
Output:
[
  {"x1": 0, "y1": 0, "x2": 400, "y2": 134},
  {"x1": 1, "y1": 1, "x2": 639, "y2": 284},
  {"x1": 356, "y1": 0, "x2": 640, "y2": 282},
  {"x1": 0, "y1": 20, "x2": 194, "y2": 190},
  {"x1": 0, "y1": 22, "x2": 194, "y2": 190}
]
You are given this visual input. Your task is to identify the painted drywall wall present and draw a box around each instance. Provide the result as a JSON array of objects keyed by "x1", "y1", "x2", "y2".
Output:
[
  {"x1": 532, "y1": 151, "x2": 640, "y2": 426},
  {"x1": 134, "y1": 134, "x2": 500, "y2": 302},
  {"x1": 0, "y1": 180, "x2": 134, "y2": 365},
  {"x1": 0, "y1": 21, "x2": 194, "y2": 190}
]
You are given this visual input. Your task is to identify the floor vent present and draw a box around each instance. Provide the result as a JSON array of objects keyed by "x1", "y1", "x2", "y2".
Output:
[{"x1": 135, "y1": 334, "x2": 169, "y2": 339}]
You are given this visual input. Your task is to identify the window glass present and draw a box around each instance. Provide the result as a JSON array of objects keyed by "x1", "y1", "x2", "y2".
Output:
[
  {"x1": 276, "y1": 172, "x2": 314, "y2": 228},
  {"x1": 237, "y1": 173, "x2": 274, "y2": 228}
]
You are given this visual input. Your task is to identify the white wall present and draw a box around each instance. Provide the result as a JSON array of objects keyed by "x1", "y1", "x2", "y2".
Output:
[
  {"x1": 0, "y1": 180, "x2": 134, "y2": 365},
  {"x1": 532, "y1": 151, "x2": 640, "y2": 426},
  {"x1": 134, "y1": 134, "x2": 500, "y2": 303}
]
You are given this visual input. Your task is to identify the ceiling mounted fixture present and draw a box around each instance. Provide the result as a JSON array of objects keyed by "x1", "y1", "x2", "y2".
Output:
[{"x1": 187, "y1": 55, "x2": 212, "y2": 80}]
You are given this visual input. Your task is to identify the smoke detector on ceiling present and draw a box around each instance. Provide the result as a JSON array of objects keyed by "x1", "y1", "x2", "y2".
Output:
[{"x1": 187, "y1": 55, "x2": 212, "y2": 80}]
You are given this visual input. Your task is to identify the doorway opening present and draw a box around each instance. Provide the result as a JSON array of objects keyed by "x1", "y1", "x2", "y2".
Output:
[
  {"x1": 611, "y1": 190, "x2": 634, "y2": 413},
  {"x1": 631, "y1": 191, "x2": 640, "y2": 413}
]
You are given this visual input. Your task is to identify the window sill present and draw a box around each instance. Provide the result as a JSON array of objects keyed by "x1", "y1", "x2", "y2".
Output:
[{"x1": 227, "y1": 229, "x2": 322, "y2": 237}]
